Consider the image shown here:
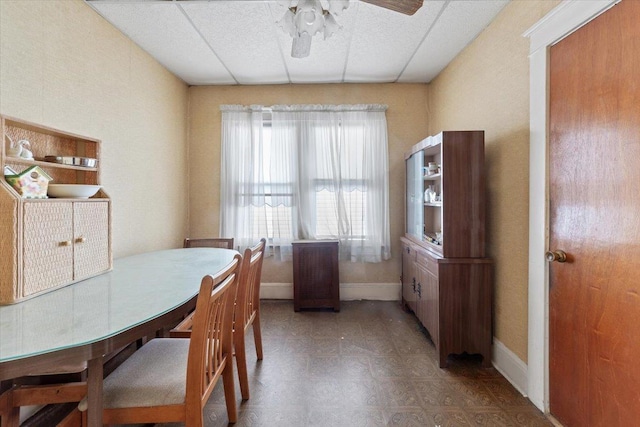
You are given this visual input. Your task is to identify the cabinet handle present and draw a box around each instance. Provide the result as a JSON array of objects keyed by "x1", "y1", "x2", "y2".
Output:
[
  {"x1": 417, "y1": 282, "x2": 422, "y2": 298},
  {"x1": 59, "y1": 240, "x2": 72, "y2": 247},
  {"x1": 75, "y1": 236, "x2": 87, "y2": 244},
  {"x1": 412, "y1": 277, "x2": 416, "y2": 292}
]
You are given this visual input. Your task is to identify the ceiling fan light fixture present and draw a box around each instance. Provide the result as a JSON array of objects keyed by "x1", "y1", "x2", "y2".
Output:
[
  {"x1": 294, "y1": 3, "x2": 324, "y2": 36},
  {"x1": 279, "y1": 0, "x2": 348, "y2": 58},
  {"x1": 323, "y1": 13, "x2": 340, "y2": 40},
  {"x1": 328, "y1": 0, "x2": 350, "y2": 16},
  {"x1": 276, "y1": 8, "x2": 297, "y2": 37},
  {"x1": 303, "y1": 11, "x2": 316, "y2": 25},
  {"x1": 291, "y1": 32, "x2": 312, "y2": 58}
]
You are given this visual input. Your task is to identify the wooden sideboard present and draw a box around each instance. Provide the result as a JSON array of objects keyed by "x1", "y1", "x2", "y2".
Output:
[{"x1": 401, "y1": 237, "x2": 492, "y2": 367}]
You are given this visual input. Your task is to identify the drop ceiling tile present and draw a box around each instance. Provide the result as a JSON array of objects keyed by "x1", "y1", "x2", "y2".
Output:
[
  {"x1": 398, "y1": 0, "x2": 509, "y2": 83},
  {"x1": 84, "y1": 0, "x2": 508, "y2": 86},
  {"x1": 344, "y1": 1, "x2": 446, "y2": 83},
  {"x1": 87, "y1": 1, "x2": 236, "y2": 85},
  {"x1": 180, "y1": 1, "x2": 289, "y2": 85}
]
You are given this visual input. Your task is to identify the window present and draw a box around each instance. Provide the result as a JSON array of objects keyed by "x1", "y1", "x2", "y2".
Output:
[
  {"x1": 247, "y1": 123, "x2": 294, "y2": 241},
  {"x1": 220, "y1": 104, "x2": 390, "y2": 262},
  {"x1": 314, "y1": 185, "x2": 366, "y2": 239}
]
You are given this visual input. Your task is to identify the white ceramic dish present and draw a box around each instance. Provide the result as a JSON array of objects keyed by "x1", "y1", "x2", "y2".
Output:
[{"x1": 47, "y1": 184, "x2": 102, "y2": 199}]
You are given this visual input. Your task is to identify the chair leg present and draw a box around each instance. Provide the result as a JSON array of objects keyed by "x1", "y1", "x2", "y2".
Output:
[
  {"x1": 0, "y1": 387, "x2": 19, "y2": 427},
  {"x1": 252, "y1": 311, "x2": 264, "y2": 361},
  {"x1": 221, "y1": 359, "x2": 238, "y2": 424},
  {"x1": 1, "y1": 406, "x2": 19, "y2": 427},
  {"x1": 234, "y1": 331, "x2": 250, "y2": 401}
]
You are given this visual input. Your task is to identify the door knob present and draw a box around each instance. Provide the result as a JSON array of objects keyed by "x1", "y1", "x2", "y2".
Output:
[{"x1": 545, "y1": 250, "x2": 567, "y2": 263}]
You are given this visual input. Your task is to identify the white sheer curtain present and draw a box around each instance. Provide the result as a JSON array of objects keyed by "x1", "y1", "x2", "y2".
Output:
[
  {"x1": 219, "y1": 105, "x2": 258, "y2": 251},
  {"x1": 220, "y1": 104, "x2": 390, "y2": 262},
  {"x1": 220, "y1": 105, "x2": 296, "y2": 259}
]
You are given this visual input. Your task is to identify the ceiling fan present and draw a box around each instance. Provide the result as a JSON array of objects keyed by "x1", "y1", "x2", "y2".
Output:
[
  {"x1": 360, "y1": 0, "x2": 424, "y2": 15},
  {"x1": 278, "y1": 0, "x2": 424, "y2": 58}
]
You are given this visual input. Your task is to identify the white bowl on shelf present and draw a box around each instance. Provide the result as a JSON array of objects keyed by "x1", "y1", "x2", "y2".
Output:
[{"x1": 47, "y1": 184, "x2": 102, "y2": 199}]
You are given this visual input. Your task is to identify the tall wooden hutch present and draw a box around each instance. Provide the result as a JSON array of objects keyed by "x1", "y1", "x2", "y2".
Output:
[{"x1": 401, "y1": 130, "x2": 492, "y2": 367}]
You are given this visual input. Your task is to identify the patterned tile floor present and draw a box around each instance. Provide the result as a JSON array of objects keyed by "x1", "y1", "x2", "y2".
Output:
[{"x1": 179, "y1": 300, "x2": 551, "y2": 427}]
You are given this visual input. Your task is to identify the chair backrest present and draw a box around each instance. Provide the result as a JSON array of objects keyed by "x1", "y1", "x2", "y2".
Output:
[
  {"x1": 235, "y1": 238, "x2": 266, "y2": 331},
  {"x1": 183, "y1": 238, "x2": 234, "y2": 249},
  {"x1": 185, "y1": 254, "x2": 241, "y2": 411}
]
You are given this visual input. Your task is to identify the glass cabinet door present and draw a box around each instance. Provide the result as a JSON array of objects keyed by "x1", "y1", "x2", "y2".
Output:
[{"x1": 406, "y1": 151, "x2": 423, "y2": 239}]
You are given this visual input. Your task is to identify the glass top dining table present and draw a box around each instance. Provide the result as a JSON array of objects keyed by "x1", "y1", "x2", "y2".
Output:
[{"x1": 0, "y1": 247, "x2": 238, "y2": 426}]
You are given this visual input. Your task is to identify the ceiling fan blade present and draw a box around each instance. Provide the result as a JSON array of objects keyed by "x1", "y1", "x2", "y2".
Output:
[{"x1": 360, "y1": 0, "x2": 424, "y2": 15}]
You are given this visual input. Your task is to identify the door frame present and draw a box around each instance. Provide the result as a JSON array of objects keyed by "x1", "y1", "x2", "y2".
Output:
[{"x1": 524, "y1": 0, "x2": 619, "y2": 412}]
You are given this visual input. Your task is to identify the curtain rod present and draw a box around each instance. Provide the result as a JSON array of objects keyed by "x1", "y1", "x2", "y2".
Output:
[{"x1": 221, "y1": 104, "x2": 388, "y2": 113}]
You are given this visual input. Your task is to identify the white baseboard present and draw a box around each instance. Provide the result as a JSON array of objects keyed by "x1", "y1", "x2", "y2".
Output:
[
  {"x1": 259, "y1": 282, "x2": 401, "y2": 301},
  {"x1": 492, "y1": 338, "x2": 529, "y2": 397},
  {"x1": 260, "y1": 283, "x2": 293, "y2": 299}
]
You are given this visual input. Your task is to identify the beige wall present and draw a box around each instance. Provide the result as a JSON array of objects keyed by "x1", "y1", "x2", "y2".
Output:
[
  {"x1": 427, "y1": 0, "x2": 560, "y2": 362},
  {"x1": 0, "y1": 0, "x2": 190, "y2": 257},
  {"x1": 188, "y1": 84, "x2": 429, "y2": 284},
  {"x1": 1, "y1": 0, "x2": 564, "y2": 364}
]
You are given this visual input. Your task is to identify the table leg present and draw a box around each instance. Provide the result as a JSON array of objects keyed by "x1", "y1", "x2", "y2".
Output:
[{"x1": 86, "y1": 357, "x2": 103, "y2": 427}]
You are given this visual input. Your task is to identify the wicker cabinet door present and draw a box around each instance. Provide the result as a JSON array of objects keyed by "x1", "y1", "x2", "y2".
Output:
[
  {"x1": 22, "y1": 202, "x2": 74, "y2": 297},
  {"x1": 73, "y1": 201, "x2": 110, "y2": 281}
]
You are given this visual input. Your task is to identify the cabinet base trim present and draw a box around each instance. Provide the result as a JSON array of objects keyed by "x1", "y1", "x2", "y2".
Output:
[
  {"x1": 492, "y1": 338, "x2": 528, "y2": 397},
  {"x1": 260, "y1": 282, "x2": 400, "y2": 301}
]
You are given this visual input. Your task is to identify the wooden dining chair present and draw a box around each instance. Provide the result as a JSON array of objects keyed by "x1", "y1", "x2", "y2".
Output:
[
  {"x1": 0, "y1": 341, "x2": 141, "y2": 427},
  {"x1": 232, "y1": 237, "x2": 266, "y2": 400},
  {"x1": 1, "y1": 379, "x2": 86, "y2": 427},
  {"x1": 183, "y1": 237, "x2": 234, "y2": 249},
  {"x1": 171, "y1": 238, "x2": 266, "y2": 401},
  {"x1": 161, "y1": 237, "x2": 235, "y2": 336},
  {"x1": 95, "y1": 255, "x2": 242, "y2": 426}
]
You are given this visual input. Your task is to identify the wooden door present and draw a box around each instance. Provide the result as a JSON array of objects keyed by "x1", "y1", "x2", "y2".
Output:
[
  {"x1": 401, "y1": 241, "x2": 417, "y2": 312},
  {"x1": 421, "y1": 267, "x2": 439, "y2": 350},
  {"x1": 548, "y1": 1, "x2": 640, "y2": 425}
]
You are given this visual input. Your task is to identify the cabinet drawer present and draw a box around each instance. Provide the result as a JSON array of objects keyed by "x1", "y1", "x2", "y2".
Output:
[
  {"x1": 401, "y1": 241, "x2": 417, "y2": 261},
  {"x1": 416, "y1": 249, "x2": 439, "y2": 277}
]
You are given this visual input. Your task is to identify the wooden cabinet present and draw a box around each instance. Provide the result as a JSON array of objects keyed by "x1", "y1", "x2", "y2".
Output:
[
  {"x1": 1, "y1": 116, "x2": 112, "y2": 304},
  {"x1": 402, "y1": 131, "x2": 492, "y2": 368},
  {"x1": 292, "y1": 240, "x2": 339, "y2": 312}
]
